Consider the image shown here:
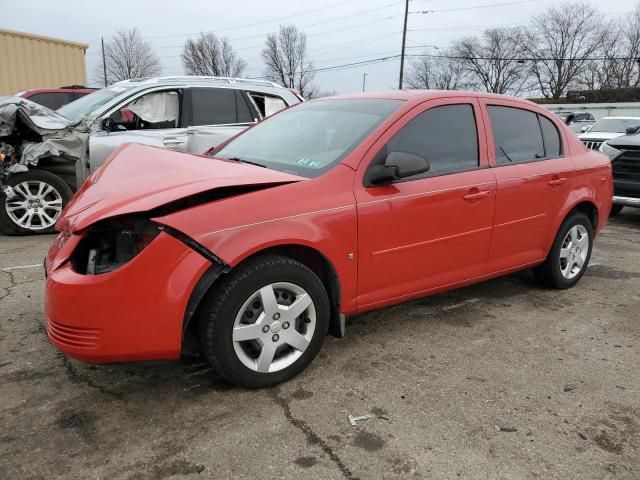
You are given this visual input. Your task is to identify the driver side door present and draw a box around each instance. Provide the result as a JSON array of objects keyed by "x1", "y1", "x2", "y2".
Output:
[
  {"x1": 88, "y1": 89, "x2": 186, "y2": 172},
  {"x1": 354, "y1": 97, "x2": 496, "y2": 309}
]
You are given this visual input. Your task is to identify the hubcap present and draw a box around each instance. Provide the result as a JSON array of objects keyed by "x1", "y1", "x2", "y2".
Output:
[
  {"x1": 559, "y1": 225, "x2": 589, "y2": 280},
  {"x1": 5, "y1": 181, "x2": 63, "y2": 230},
  {"x1": 232, "y1": 282, "x2": 316, "y2": 373}
]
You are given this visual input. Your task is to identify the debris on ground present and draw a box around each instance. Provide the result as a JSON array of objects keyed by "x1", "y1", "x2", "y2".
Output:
[
  {"x1": 348, "y1": 414, "x2": 372, "y2": 426},
  {"x1": 495, "y1": 426, "x2": 518, "y2": 432},
  {"x1": 563, "y1": 384, "x2": 577, "y2": 392}
]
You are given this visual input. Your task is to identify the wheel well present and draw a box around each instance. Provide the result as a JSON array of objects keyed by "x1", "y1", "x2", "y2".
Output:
[
  {"x1": 251, "y1": 245, "x2": 343, "y2": 334},
  {"x1": 569, "y1": 201, "x2": 599, "y2": 231}
]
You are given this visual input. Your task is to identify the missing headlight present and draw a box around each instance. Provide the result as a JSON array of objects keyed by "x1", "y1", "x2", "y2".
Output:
[{"x1": 70, "y1": 216, "x2": 161, "y2": 275}]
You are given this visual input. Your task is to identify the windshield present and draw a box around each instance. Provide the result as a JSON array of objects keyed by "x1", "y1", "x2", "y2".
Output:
[
  {"x1": 589, "y1": 118, "x2": 640, "y2": 134},
  {"x1": 57, "y1": 86, "x2": 132, "y2": 124},
  {"x1": 569, "y1": 122, "x2": 593, "y2": 133},
  {"x1": 215, "y1": 99, "x2": 403, "y2": 178}
]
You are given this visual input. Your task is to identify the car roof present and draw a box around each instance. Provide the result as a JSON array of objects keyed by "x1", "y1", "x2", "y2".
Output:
[
  {"x1": 316, "y1": 90, "x2": 544, "y2": 109},
  {"x1": 599, "y1": 116, "x2": 640, "y2": 120},
  {"x1": 111, "y1": 75, "x2": 300, "y2": 101}
]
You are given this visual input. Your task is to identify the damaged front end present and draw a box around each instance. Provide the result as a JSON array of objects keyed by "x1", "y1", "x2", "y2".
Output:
[{"x1": 0, "y1": 97, "x2": 86, "y2": 194}]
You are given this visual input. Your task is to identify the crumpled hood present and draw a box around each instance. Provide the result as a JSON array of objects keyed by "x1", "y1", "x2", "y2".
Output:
[
  {"x1": 57, "y1": 143, "x2": 306, "y2": 233},
  {"x1": 0, "y1": 96, "x2": 70, "y2": 136}
]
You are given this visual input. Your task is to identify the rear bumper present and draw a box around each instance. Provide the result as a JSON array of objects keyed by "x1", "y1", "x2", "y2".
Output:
[
  {"x1": 45, "y1": 231, "x2": 211, "y2": 363},
  {"x1": 613, "y1": 195, "x2": 640, "y2": 207}
]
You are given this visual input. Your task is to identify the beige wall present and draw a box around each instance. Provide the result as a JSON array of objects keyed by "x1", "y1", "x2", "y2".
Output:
[{"x1": 0, "y1": 29, "x2": 88, "y2": 96}]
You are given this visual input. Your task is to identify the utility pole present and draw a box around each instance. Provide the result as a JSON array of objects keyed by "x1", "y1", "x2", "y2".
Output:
[
  {"x1": 362, "y1": 73, "x2": 368, "y2": 92},
  {"x1": 398, "y1": 0, "x2": 409, "y2": 90},
  {"x1": 101, "y1": 37, "x2": 108, "y2": 87}
]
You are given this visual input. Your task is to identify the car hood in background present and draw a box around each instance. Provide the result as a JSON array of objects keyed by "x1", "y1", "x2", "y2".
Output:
[
  {"x1": 578, "y1": 131, "x2": 626, "y2": 141},
  {"x1": 57, "y1": 143, "x2": 307, "y2": 232},
  {"x1": 603, "y1": 133, "x2": 640, "y2": 148}
]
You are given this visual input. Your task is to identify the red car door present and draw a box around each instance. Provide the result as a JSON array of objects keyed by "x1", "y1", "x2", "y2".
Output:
[
  {"x1": 354, "y1": 97, "x2": 496, "y2": 310},
  {"x1": 479, "y1": 99, "x2": 575, "y2": 272}
]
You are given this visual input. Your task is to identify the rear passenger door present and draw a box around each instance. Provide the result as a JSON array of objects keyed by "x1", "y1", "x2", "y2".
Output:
[
  {"x1": 184, "y1": 87, "x2": 258, "y2": 153},
  {"x1": 480, "y1": 100, "x2": 574, "y2": 272}
]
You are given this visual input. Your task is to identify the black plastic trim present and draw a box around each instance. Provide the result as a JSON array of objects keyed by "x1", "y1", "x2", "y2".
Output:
[{"x1": 161, "y1": 225, "x2": 228, "y2": 266}]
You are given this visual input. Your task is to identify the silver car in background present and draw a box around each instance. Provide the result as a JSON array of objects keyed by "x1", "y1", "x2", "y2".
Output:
[{"x1": 0, "y1": 76, "x2": 302, "y2": 234}]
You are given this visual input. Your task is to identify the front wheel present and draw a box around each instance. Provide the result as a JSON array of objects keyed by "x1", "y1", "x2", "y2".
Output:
[
  {"x1": 533, "y1": 212, "x2": 593, "y2": 289},
  {"x1": 197, "y1": 255, "x2": 330, "y2": 389},
  {"x1": 0, "y1": 170, "x2": 72, "y2": 235}
]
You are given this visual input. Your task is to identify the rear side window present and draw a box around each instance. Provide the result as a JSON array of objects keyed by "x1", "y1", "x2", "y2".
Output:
[
  {"x1": 385, "y1": 104, "x2": 479, "y2": 177},
  {"x1": 539, "y1": 115, "x2": 561, "y2": 157},
  {"x1": 27, "y1": 92, "x2": 74, "y2": 110},
  {"x1": 488, "y1": 106, "x2": 563, "y2": 164},
  {"x1": 488, "y1": 106, "x2": 545, "y2": 164},
  {"x1": 190, "y1": 88, "x2": 252, "y2": 126}
]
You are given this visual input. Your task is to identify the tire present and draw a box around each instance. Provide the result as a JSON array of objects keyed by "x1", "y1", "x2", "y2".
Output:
[
  {"x1": 0, "y1": 170, "x2": 72, "y2": 235},
  {"x1": 533, "y1": 212, "x2": 594, "y2": 289},
  {"x1": 197, "y1": 254, "x2": 330, "y2": 389},
  {"x1": 609, "y1": 204, "x2": 624, "y2": 217}
]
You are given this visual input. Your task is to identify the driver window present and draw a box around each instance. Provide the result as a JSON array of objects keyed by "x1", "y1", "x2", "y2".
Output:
[{"x1": 109, "y1": 91, "x2": 179, "y2": 130}]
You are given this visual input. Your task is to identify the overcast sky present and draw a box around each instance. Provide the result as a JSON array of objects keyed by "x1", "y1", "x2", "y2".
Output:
[{"x1": 3, "y1": 0, "x2": 638, "y2": 93}]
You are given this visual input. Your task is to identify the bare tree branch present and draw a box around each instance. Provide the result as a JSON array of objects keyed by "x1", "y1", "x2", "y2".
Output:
[
  {"x1": 181, "y1": 33, "x2": 246, "y2": 77},
  {"x1": 451, "y1": 28, "x2": 529, "y2": 95},
  {"x1": 524, "y1": 1, "x2": 606, "y2": 98},
  {"x1": 261, "y1": 25, "x2": 316, "y2": 98},
  {"x1": 94, "y1": 28, "x2": 161, "y2": 84},
  {"x1": 406, "y1": 50, "x2": 470, "y2": 90}
]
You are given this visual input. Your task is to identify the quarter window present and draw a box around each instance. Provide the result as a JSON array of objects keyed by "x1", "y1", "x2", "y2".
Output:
[
  {"x1": 539, "y1": 115, "x2": 561, "y2": 157},
  {"x1": 384, "y1": 104, "x2": 479, "y2": 178}
]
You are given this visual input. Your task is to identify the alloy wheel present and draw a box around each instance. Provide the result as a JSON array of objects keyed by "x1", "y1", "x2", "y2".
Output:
[
  {"x1": 559, "y1": 224, "x2": 589, "y2": 280},
  {"x1": 232, "y1": 282, "x2": 316, "y2": 374},
  {"x1": 5, "y1": 181, "x2": 63, "y2": 230}
]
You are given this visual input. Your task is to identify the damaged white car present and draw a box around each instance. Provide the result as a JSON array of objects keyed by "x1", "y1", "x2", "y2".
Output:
[{"x1": 0, "y1": 76, "x2": 302, "y2": 234}]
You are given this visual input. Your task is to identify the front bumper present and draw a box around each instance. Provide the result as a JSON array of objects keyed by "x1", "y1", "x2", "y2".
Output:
[
  {"x1": 44, "y1": 231, "x2": 211, "y2": 363},
  {"x1": 613, "y1": 195, "x2": 640, "y2": 208}
]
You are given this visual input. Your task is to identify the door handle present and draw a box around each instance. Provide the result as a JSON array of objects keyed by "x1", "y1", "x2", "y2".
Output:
[
  {"x1": 463, "y1": 190, "x2": 490, "y2": 202},
  {"x1": 548, "y1": 177, "x2": 567, "y2": 187},
  {"x1": 163, "y1": 137, "x2": 184, "y2": 146}
]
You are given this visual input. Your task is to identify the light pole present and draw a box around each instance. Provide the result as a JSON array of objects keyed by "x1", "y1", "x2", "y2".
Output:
[
  {"x1": 362, "y1": 73, "x2": 368, "y2": 92},
  {"x1": 398, "y1": 0, "x2": 409, "y2": 90}
]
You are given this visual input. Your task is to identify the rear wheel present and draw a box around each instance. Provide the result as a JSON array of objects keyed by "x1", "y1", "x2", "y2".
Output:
[
  {"x1": 0, "y1": 170, "x2": 72, "y2": 235},
  {"x1": 533, "y1": 212, "x2": 593, "y2": 289},
  {"x1": 609, "y1": 204, "x2": 624, "y2": 217},
  {"x1": 197, "y1": 255, "x2": 330, "y2": 389}
]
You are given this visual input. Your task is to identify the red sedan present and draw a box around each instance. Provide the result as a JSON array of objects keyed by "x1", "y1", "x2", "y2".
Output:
[{"x1": 45, "y1": 91, "x2": 613, "y2": 388}]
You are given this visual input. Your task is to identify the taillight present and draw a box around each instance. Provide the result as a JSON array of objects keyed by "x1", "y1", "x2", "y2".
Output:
[{"x1": 70, "y1": 217, "x2": 161, "y2": 275}]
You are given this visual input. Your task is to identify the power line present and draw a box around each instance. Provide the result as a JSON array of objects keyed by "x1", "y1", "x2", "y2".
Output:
[
  {"x1": 411, "y1": 0, "x2": 540, "y2": 14},
  {"x1": 144, "y1": 0, "x2": 361, "y2": 39}
]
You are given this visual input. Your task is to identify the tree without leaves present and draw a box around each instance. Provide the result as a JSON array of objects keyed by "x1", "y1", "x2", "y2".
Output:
[
  {"x1": 524, "y1": 1, "x2": 606, "y2": 98},
  {"x1": 181, "y1": 33, "x2": 246, "y2": 77},
  {"x1": 451, "y1": 28, "x2": 529, "y2": 95},
  {"x1": 262, "y1": 25, "x2": 316, "y2": 98},
  {"x1": 406, "y1": 50, "x2": 469, "y2": 90},
  {"x1": 94, "y1": 28, "x2": 161, "y2": 85}
]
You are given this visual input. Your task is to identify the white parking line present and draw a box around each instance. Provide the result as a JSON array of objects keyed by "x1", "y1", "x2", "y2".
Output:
[{"x1": 1, "y1": 264, "x2": 42, "y2": 272}]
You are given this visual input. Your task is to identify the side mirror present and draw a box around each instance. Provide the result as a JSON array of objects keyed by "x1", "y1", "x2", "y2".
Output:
[
  {"x1": 581, "y1": 125, "x2": 591, "y2": 133},
  {"x1": 366, "y1": 151, "x2": 430, "y2": 186},
  {"x1": 625, "y1": 125, "x2": 640, "y2": 135},
  {"x1": 100, "y1": 117, "x2": 116, "y2": 132}
]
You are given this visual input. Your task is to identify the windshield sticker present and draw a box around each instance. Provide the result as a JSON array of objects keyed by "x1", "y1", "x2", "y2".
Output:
[{"x1": 296, "y1": 158, "x2": 321, "y2": 168}]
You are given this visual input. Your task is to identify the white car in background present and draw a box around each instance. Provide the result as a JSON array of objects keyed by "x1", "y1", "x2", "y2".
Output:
[{"x1": 578, "y1": 116, "x2": 640, "y2": 150}]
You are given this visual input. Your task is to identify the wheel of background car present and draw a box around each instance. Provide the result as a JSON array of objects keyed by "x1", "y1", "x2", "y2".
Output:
[
  {"x1": 609, "y1": 204, "x2": 624, "y2": 217},
  {"x1": 533, "y1": 212, "x2": 593, "y2": 289},
  {"x1": 197, "y1": 254, "x2": 330, "y2": 389},
  {"x1": 0, "y1": 170, "x2": 72, "y2": 235}
]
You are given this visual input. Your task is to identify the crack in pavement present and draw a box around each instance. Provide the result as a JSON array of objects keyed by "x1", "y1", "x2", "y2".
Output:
[
  {"x1": 59, "y1": 354, "x2": 124, "y2": 400},
  {"x1": 269, "y1": 387, "x2": 358, "y2": 480},
  {"x1": 0, "y1": 269, "x2": 41, "y2": 304}
]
